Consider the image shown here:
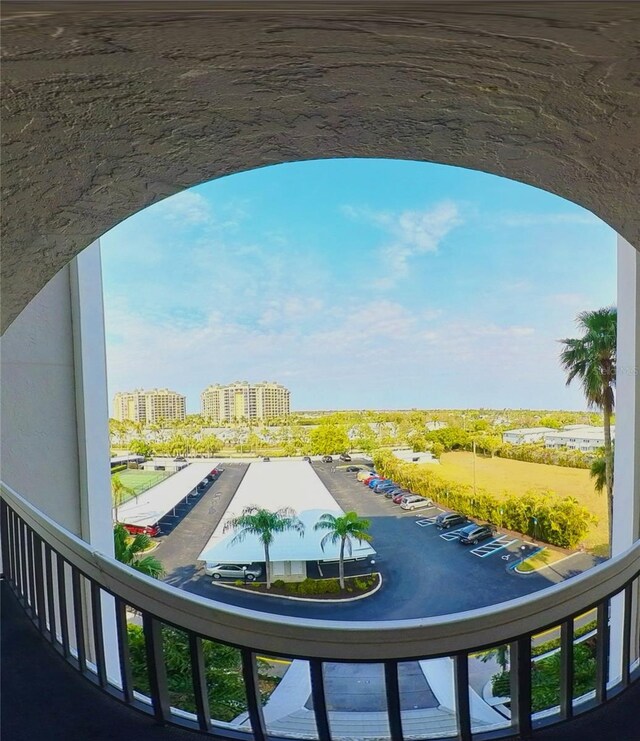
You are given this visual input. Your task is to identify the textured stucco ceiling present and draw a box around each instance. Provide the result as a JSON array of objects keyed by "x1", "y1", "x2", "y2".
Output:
[{"x1": 2, "y1": 1, "x2": 639, "y2": 332}]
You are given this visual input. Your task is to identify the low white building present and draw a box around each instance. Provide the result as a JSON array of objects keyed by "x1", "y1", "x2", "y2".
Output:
[
  {"x1": 198, "y1": 461, "x2": 377, "y2": 581},
  {"x1": 544, "y1": 426, "x2": 614, "y2": 453},
  {"x1": 393, "y1": 449, "x2": 439, "y2": 464},
  {"x1": 502, "y1": 427, "x2": 556, "y2": 445}
]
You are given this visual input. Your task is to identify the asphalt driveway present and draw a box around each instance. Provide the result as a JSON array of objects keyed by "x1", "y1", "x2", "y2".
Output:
[{"x1": 153, "y1": 459, "x2": 600, "y2": 621}]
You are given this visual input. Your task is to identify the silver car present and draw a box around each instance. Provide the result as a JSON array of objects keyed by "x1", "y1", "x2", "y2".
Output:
[
  {"x1": 400, "y1": 495, "x2": 434, "y2": 511},
  {"x1": 207, "y1": 563, "x2": 263, "y2": 581}
]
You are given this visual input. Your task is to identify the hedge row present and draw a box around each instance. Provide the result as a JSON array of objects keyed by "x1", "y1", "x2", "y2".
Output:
[
  {"x1": 496, "y1": 442, "x2": 593, "y2": 469},
  {"x1": 110, "y1": 464, "x2": 128, "y2": 474},
  {"x1": 373, "y1": 451, "x2": 596, "y2": 548}
]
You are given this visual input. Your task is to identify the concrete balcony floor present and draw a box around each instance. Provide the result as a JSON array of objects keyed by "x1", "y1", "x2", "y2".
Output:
[{"x1": 2, "y1": 580, "x2": 639, "y2": 741}]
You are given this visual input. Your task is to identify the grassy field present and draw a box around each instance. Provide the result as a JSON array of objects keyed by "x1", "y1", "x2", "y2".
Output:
[
  {"x1": 438, "y1": 452, "x2": 607, "y2": 551},
  {"x1": 114, "y1": 469, "x2": 170, "y2": 495}
]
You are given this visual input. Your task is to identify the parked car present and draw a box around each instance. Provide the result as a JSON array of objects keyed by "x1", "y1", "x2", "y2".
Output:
[
  {"x1": 339, "y1": 453, "x2": 352, "y2": 462},
  {"x1": 372, "y1": 479, "x2": 394, "y2": 491},
  {"x1": 123, "y1": 523, "x2": 160, "y2": 537},
  {"x1": 196, "y1": 481, "x2": 208, "y2": 492},
  {"x1": 303, "y1": 456, "x2": 311, "y2": 462},
  {"x1": 392, "y1": 491, "x2": 413, "y2": 504},
  {"x1": 457, "y1": 523, "x2": 496, "y2": 545},
  {"x1": 173, "y1": 456, "x2": 187, "y2": 462},
  {"x1": 374, "y1": 483, "x2": 399, "y2": 494},
  {"x1": 345, "y1": 466, "x2": 360, "y2": 472},
  {"x1": 263, "y1": 456, "x2": 271, "y2": 462},
  {"x1": 384, "y1": 487, "x2": 404, "y2": 499},
  {"x1": 435, "y1": 512, "x2": 467, "y2": 529},
  {"x1": 207, "y1": 563, "x2": 263, "y2": 581},
  {"x1": 357, "y1": 470, "x2": 376, "y2": 481},
  {"x1": 322, "y1": 455, "x2": 333, "y2": 463},
  {"x1": 363, "y1": 475, "x2": 380, "y2": 485},
  {"x1": 369, "y1": 478, "x2": 391, "y2": 489},
  {"x1": 401, "y1": 495, "x2": 434, "y2": 511}
]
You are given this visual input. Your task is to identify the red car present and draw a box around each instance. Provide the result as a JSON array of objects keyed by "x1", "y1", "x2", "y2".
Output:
[
  {"x1": 122, "y1": 523, "x2": 160, "y2": 537},
  {"x1": 392, "y1": 491, "x2": 413, "y2": 504},
  {"x1": 363, "y1": 475, "x2": 380, "y2": 485}
]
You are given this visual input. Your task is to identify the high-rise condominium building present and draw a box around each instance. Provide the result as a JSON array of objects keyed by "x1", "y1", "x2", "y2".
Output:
[
  {"x1": 200, "y1": 381, "x2": 290, "y2": 423},
  {"x1": 113, "y1": 388, "x2": 186, "y2": 423}
]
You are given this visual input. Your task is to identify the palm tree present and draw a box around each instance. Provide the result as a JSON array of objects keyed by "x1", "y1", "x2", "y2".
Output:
[
  {"x1": 590, "y1": 447, "x2": 612, "y2": 495},
  {"x1": 113, "y1": 523, "x2": 164, "y2": 578},
  {"x1": 111, "y1": 474, "x2": 134, "y2": 520},
  {"x1": 314, "y1": 511, "x2": 373, "y2": 589},
  {"x1": 559, "y1": 307, "x2": 617, "y2": 545},
  {"x1": 223, "y1": 506, "x2": 305, "y2": 589}
]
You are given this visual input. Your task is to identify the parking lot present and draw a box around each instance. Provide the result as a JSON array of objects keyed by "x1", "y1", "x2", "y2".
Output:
[{"x1": 154, "y1": 458, "x2": 599, "y2": 621}]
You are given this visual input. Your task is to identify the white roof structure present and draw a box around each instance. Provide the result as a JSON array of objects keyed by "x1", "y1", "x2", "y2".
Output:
[
  {"x1": 198, "y1": 461, "x2": 377, "y2": 565},
  {"x1": 111, "y1": 454, "x2": 145, "y2": 465},
  {"x1": 117, "y1": 461, "x2": 219, "y2": 527},
  {"x1": 503, "y1": 427, "x2": 556, "y2": 436}
]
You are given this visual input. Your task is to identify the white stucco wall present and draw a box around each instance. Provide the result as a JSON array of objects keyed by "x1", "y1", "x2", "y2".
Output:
[
  {"x1": 1, "y1": 242, "x2": 112, "y2": 551},
  {"x1": 1, "y1": 263, "x2": 83, "y2": 533}
]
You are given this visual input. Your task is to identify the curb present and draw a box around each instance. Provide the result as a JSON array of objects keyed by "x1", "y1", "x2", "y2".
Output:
[
  {"x1": 514, "y1": 549, "x2": 581, "y2": 575},
  {"x1": 211, "y1": 572, "x2": 383, "y2": 603}
]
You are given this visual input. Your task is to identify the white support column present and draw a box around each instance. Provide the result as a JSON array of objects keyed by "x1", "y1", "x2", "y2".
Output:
[
  {"x1": 609, "y1": 236, "x2": 640, "y2": 683},
  {"x1": 69, "y1": 242, "x2": 113, "y2": 555},
  {"x1": 69, "y1": 241, "x2": 120, "y2": 682}
]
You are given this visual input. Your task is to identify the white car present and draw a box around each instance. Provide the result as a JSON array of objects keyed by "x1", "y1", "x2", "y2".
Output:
[
  {"x1": 400, "y1": 495, "x2": 434, "y2": 511},
  {"x1": 205, "y1": 563, "x2": 263, "y2": 581}
]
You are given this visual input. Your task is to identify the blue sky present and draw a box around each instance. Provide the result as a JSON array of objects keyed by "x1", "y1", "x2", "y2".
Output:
[{"x1": 101, "y1": 159, "x2": 616, "y2": 413}]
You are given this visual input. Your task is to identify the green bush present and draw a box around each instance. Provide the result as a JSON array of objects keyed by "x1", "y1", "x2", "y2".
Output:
[
  {"x1": 110, "y1": 464, "x2": 128, "y2": 474},
  {"x1": 272, "y1": 579, "x2": 286, "y2": 588},
  {"x1": 373, "y1": 450, "x2": 596, "y2": 548},
  {"x1": 491, "y1": 672, "x2": 510, "y2": 698},
  {"x1": 497, "y1": 442, "x2": 592, "y2": 469},
  {"x1": 491, "y1": 644, "x2": 596, "y2": 712},
  {"x1": 531, "y1": 620, "x2": 597, "y2": 657}
]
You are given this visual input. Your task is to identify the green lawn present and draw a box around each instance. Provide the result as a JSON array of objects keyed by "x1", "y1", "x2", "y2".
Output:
[
  {"x1": 114, "y1": 469, "x2": 170, "y2": 495},
  {"x1": 438, "y1": 452, "x2": 607, "y2": 551}
]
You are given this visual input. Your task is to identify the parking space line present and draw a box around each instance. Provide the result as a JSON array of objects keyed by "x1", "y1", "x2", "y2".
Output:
[
  {"x1": 439, "y1": 528, "x2": 467, "y2": 541},
  {"x1": 471, "y1": 536, "x2": 519, "y2": 558},
  {"x1": 415, "y1": 517, "x2": 437, "y2": 527}
]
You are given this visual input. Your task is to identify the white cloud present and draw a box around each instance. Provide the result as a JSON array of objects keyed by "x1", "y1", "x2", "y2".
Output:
[
  {"x1": 344, "y1": 201, "x2": 462, "y2": 285},
  {"x1": 157, "y1": 190, "x2": 213, "y2": 225}
]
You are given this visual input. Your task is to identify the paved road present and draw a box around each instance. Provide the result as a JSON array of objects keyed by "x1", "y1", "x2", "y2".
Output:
[
  {"x1": 153, "y1": 459, "x2": 600, "y2": 621},
  {"x1": 153, "y1": 463, "x2": 249, "y2": 591}
]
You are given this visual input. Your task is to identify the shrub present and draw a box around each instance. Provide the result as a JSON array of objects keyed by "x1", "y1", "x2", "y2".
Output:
[
  {"x1": 373, "y1": 450, "x2": 596, "y2": 548},
  {"x1": 492, "y1": 644, "x2": 596, "y2": 711},
  {"x1": 272, "y1": 579, "x2": 286, "y2": 588}
]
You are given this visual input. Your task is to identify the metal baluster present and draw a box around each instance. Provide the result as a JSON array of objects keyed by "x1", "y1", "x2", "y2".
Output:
[
  {"x1": 454, "y1": 653, "x2": 472, "y2": 741},
  {"x1": 595, "y1": 600, "x2": 609, "y2": 703},
  {"x1": 309, "y1": 659, "x2": 331, "y2": 741},
  {"x1": 33, "y1": 533, "x2": 46, "y2": 633},
  {"x1": 56, "y1": 557, "x2": 70, "y2": 658},
  {"x1": 241, "y1": 649, "x2": 267, "y2": 741},
  {"x1": 189, "y1": 633, "x2": 211, "y2": 732},
  {"x1": 142, "y1": 614, "x2": 170, "y2": 722},
  {"x1": 559, "y1": 619, "x2": 574, "y2": 719},
  {"x1": 44, "y1": 545, "x2": 57, "y2": 644},
  {"x1": 18, "y1": 518, "x2": 29, "y2": 605},
  {"x1": 0, "y1": 500, "x2": 11, "y2": 582},
  {"x1": 510, "y1": 638, "x2": 532, "y2": 737},
  {"x1": 71, "y1": 568, "x2": 87, "y2": 672},
  {"x1": 384, "y1": 661, "x2": 404, "y2": 741},
  {"x1": 622, "y1": 584, "x2": 633, "y2": 687},
  {"x1": 115, "y1": 599, "x2": 134, "y2": 704},
  {"x1": 90, "y1": 581, "x2": 108, "y2": 688}
]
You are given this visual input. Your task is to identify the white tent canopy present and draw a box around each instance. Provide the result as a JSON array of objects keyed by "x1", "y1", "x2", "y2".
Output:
[
  {"x1": 117, "y1": 461, "x2": 219, "y2": 527},
  {"x1": 198, "y1": 461, "x2": 376, "y2": 565}
]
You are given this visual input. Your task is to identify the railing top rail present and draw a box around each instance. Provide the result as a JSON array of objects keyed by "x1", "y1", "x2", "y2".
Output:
[{"x1": 3, "y1": 481, "x2": 639, "y2": 661}]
